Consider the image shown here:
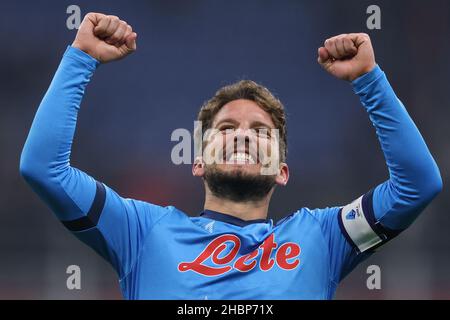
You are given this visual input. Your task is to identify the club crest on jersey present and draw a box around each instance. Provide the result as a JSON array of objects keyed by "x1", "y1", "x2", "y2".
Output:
[{"x1": 178, "y1": 233, "x2": 300, "y2": 276}]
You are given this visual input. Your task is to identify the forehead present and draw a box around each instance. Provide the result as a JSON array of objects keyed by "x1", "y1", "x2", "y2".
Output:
[{"x1": 212, "y1": 99, "x2": 275, "y2": 127}]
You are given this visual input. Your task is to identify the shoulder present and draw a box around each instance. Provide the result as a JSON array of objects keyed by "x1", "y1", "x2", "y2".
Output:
[
  {"x1": 275, "y1": 206, "x2": 342, "y2": 233},
  {"x1": 289, "y1": 206, "x2": 342, "y2": 224},
  {"x1": 133, "y1": 200, "x2": 191, "y2": 224}
]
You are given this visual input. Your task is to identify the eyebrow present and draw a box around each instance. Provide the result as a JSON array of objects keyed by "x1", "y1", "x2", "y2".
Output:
[
  {"x1": 214, "y1": 118, "x2": 274, "y2": 129},
  {"x1": 251, "y1": 120, "x2": 274, "y2": 129},
  {"x1": 214, "y1": 118, "x2": 239, "y2": 128}
]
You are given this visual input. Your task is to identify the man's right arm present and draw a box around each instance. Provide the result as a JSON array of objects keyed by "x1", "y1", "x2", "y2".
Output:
[
  {"x1": 20, "y1": 45, "x2": 100, "y2": 222},
  {"x1": 19, "y1": 14, "x2": 169, "y2": 281}
]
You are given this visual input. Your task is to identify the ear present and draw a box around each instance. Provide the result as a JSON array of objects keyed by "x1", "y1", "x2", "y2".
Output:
[
  {"x1": 192, "y1": 156, "x2": 205, "y2": 177},
  {"x1": 275, "y1": 162, "x2": 289, "y2": 186}
]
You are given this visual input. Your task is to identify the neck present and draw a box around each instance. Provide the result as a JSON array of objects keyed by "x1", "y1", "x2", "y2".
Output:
[{"x1": 203, "y1": 192, "x2": 271, "y2": 221}]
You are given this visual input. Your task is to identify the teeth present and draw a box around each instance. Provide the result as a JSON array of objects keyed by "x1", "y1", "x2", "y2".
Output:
[{"x1": 228, "y1": 152, "x2": 256, "y2": 164}]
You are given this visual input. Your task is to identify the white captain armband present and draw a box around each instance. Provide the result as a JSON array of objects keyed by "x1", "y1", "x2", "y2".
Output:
[{"x1": 338, "y1": 189, "x2": 401, "y2": 253}]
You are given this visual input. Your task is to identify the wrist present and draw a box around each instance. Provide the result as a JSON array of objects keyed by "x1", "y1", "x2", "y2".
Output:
[
  {"x1": 350, "y1": 62, "x2": 377, "y2": 82},
  {"x1": 71, "y1": 41, "x2": 98, "y2": 61},
  {"x1": 64, "y1": 45, "x2": 100, "y2": 71}
]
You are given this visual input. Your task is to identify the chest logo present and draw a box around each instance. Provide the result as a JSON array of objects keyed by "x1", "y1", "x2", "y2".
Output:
[{"x1": 178, "y1": 233, "x2": 300, "y2": 276}]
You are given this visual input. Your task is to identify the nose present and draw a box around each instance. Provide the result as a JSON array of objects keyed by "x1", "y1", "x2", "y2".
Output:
[
  {"x1": 234, "y1": 133, "x2": 250, "y2": 154},
  {"x1": 223, "y1": 128, "x2": 259, "y2": 161}
]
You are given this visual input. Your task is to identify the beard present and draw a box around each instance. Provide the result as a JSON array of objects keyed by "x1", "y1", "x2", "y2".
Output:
[{"x1": 204, "y1": 165, "x2": 276, "y2": 202}]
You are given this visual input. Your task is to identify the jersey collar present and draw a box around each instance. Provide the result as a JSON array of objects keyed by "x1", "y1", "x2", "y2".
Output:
[{"x1": 200, "y1": 209, "x2": 269, "y2": 227}]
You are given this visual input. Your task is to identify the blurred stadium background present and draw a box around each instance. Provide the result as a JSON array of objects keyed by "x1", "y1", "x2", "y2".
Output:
[{"x1": 0, "y1": 0, "x2": 449, "y2": 299}]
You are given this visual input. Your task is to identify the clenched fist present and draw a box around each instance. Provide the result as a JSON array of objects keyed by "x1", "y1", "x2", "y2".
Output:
[
  {"x1": 317, "y1": 33, "x2": 376, "y2": 81},
  {"x1": 72, "y1": 13, "x2": 137, "y2": 63}
]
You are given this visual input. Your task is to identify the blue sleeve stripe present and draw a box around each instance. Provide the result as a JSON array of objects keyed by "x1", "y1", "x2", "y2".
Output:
[
  {"x1": 61, "y1": 181, "x2": 106, "y2": 232},
  {"x1": 361, "y1": 189, "x2": 377, "y2": 229},
  {"x1": 362, "y1": 189, "x2": 402, "y2": 242}
]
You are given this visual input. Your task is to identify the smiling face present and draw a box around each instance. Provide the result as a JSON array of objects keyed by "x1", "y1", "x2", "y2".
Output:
[
  {"x1": 205, "y1": 99, "x2": 278, "y2": 176},
  {"x1": 193, "y1": 98, "x2": 289, "y2": 202}
]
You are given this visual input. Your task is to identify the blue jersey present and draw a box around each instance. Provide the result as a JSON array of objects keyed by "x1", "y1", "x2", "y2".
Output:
[{"x1": 20, "y1": 46, "x2": 442, "y2": 299}]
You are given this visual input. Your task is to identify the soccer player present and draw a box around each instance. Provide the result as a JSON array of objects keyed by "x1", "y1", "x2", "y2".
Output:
[{"x1": 20, "y1": 13, "x2": 442, "y2": 299}]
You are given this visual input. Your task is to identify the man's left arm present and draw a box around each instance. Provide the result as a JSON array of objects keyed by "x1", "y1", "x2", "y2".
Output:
[
  {"x1": 337, "y1": 62, "x2": 442, "y2": 256},
  {"x1": 315, "y1": 33, "x2": 442, "y2": 281}
]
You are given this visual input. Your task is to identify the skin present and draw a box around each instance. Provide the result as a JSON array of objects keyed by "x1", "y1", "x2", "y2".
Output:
[
  {"x1": 72, "y1": 13, "x2": 377, "y2": 220},
  {"x1": 317, "y1": 33, "x2": 376, "y2": 81},
  {"x1": 72, "y1": 13, "x2": 137, "y2": 63}
]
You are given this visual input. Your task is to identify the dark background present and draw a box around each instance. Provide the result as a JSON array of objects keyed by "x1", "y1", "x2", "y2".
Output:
[{"x1": 0, "y1": 0, "x2": 449, "y2": 299}]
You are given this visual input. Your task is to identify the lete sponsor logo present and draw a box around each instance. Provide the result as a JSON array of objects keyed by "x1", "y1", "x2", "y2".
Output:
[{"x1": 178, "y1": 234, "x2": 300, "y2": 276}]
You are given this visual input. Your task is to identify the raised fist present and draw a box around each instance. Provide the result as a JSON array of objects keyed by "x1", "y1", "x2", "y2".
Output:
[
  {"x1": 72, "y1": 12, "x2": 137, "y2": 63},
  {"x1": 317, "y1": 33, "x2": 376, "y2": 81}
]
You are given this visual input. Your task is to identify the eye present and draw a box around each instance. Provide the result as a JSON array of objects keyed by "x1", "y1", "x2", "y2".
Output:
[
  {"x1": 255, "y1": 128, "x2": 271, "y2": 138},
  {"x1": 219, "y1": 126, "x2": 235, "y2": 134}
]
